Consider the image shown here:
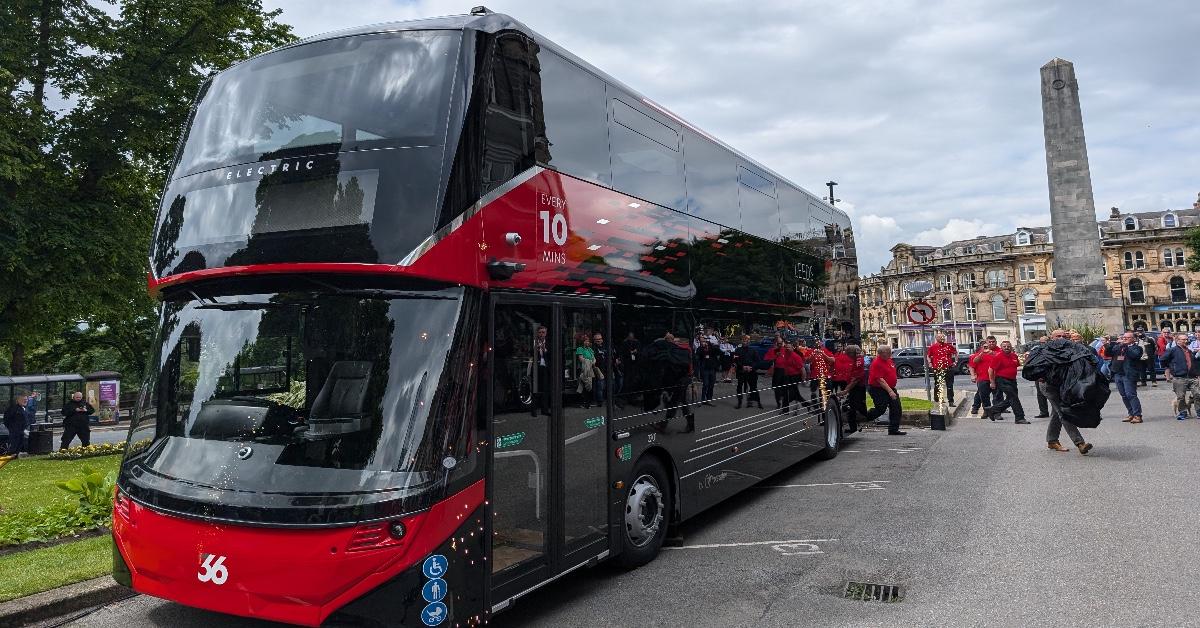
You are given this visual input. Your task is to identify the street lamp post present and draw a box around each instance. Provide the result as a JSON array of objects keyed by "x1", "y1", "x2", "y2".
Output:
[{"x1": 824, "y1": 181, "x2": 839, "y2": 205}]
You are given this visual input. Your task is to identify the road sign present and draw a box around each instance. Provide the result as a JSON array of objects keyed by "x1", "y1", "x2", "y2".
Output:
[{"x1": 906, "y1": 301, "x2": 936, "y2": 325}]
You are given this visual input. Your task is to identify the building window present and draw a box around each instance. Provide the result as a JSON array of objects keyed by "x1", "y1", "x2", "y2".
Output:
[
  {"x1": 939, "y1": 275, "x2": 951, "y2": 291},
  {"x1": 962, "y1": 272, "x2": 977, "y2": 289},
  {"x1": 1164, "y1": 249, "x2": 1175, "y2": 267},
  {"x1": 890, "y1": 308, "x2": 898, "y2": 325},
  {"x1": 941, "y1": 298, "x2": 952, "y2": 321},
  {"x1": 1164, "y1": 213, "x2": 1177, "y2": 228},
  {"x1": 1171, "y1": 276, "x2": 1187, "y2": 303},
  {"x1": 1018, "y1": 264, "x2": 1036, "y2": 281},
  {"x1": 1123, "y1": 251, "x2": 1133, "y2": 269},
  {"x1": 965, "y1": 298, "x2": 977, "y2": 321},
  {"x1": 990, "y1": 295, "x2": 1005, "y2": 320},
  {"x1": 1124, "y1": 216, "x2": 1137, "y2": 230},
  {"x1": 1176, "y1": 248, "x2": 1185, "y2": 267},
  {"x1": 1021, "y1": 289, "x2": 1037, "y2": 314},
  {"x1": 1135, "y1": 251, "x2": 1145, "y2": 269},
  {"x1": 965, "y1": 245, "x2": 976, "y2": 254},
  {"x1": 1128, "y1": 278, "x2": 1145, "y2": 304},
  {"x1": 888, "y1": 284, "x2": 897, "y2": 301},
  {"x1": 1015, "y1": 231, "x2": 1030, "y2": 245},
  {"x1": 1161, "y1": 320, "x2": 1174, "y2": 332},
  {"x1": 1101, "y1": 262, "x2": 1107, "y2": 276},
  {"x1": 985, "y1": 269, "x2": 1007, "y2": 288}
]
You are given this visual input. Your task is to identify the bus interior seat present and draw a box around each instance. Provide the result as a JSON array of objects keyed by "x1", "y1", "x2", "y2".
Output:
[{"x1": 306, "y1": 360, "x2": 373, "y2": 435}]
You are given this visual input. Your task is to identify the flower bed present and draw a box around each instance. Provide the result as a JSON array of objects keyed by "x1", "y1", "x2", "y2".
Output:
[{"x1": 48, "y1": 442, "x2": 126, "y2": 460}]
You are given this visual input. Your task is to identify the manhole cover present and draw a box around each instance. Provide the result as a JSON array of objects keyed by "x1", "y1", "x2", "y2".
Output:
[{"x1": 843, "y1": 581, "x2": 904, "y2": 602}]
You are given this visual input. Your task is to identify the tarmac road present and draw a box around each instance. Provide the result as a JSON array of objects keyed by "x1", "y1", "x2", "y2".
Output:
[{"x1": 63, "y1": 381, "x2": 1200, "y2": 627}]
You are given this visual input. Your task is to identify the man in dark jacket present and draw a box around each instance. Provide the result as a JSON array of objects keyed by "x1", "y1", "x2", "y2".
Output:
[
  {"x1": 1161, "y1": 332, "x2": 1200, "y2": 420},
  {"x1": 61, "y1": 391, "x2": 95, "y2": 450},
  {"x1": 1107, "y1": 331, "x2": 1144, "y2": 423},
  {"x1": 4, "y1": 393, "x2": 29, "y2": 454},
  {"x1": 732, "y1": 335, "x2": 762, "y2": 409}
]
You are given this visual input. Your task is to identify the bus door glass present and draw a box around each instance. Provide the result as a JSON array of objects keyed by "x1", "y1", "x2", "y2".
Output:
[{"x1": 489, "y1": 298, "x2": 610, "y2": 603}]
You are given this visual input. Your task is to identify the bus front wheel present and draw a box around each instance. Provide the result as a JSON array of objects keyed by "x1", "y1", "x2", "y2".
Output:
[{"x1": 616, "y1": 455, "x2": 671, "y2": 569}]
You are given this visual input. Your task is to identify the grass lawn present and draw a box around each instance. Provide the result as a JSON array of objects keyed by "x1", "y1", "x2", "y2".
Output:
[
  {"x1": 0, "y1": 535, "x2": 113, "y2": 602},
  {"x1": 0, "y1": 454, "x2": 122, "y2": 516},
  {"x1": 866, "y1": 396, "x2": 933, "y2": 412}
]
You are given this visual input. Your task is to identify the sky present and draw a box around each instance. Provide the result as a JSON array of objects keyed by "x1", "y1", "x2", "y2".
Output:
[{"x1": 261, "y1": 0, "x2": 1199, "y2": 275}]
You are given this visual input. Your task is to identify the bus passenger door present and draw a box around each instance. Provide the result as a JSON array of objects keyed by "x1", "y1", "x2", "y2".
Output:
[{"x1": 489, "y1": 297, "x2": 611, "y2": 609}]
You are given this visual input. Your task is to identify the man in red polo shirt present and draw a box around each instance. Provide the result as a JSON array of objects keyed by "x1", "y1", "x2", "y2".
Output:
[
  {"x1": 969, "y1": 336, "x2": 998, "y2": 416},
  {"x1": 983, "y1": 340, "x2": 1028, "y2": 423},
  {"x1": 864, "y1": 346, "x2": 905, "y2": 435},
  {"x1": 832, "y1": 345, "x2": 866, "y2": 433},
  {"x1": 926, "y1": 333, "x2": 958, "y2": 406}
]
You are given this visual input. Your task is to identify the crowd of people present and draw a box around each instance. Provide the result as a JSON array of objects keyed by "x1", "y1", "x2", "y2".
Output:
[{"x1": 918, "y1": 326, "x2": 1200, "y2": 456}]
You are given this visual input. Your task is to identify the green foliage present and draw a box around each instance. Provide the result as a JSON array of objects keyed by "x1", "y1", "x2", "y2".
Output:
[
  {"x1": 0, "y1": 453, "x2": 121, "y2": 515},
  {"x1": 1187, "y1": 227, "x2": 1200, "y2": 273},
  {"x1": 0, "y1": 1, "x2": 296, "y2": 375},
  {"x1": 266, "y1": 379, "x2": 306, "y2": 407},
  {"x1": 0, "y1": 465, "x2": 115, "y2": 547},
  {"x1": 0, "y1": 535, "x2": 113, "y2": 602},
  {"x1": 48, "y1": 441, "x2": 127, "y2": 460}
]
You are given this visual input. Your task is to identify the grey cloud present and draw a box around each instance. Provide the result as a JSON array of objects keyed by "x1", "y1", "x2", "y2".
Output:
[{"x1": 263, "y1": 0, "x2": 1199, "y2": 273}]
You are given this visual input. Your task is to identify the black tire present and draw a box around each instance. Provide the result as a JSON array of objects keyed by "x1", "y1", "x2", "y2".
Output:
[
  {"x1": 897, "y1": 364, "x2": 914, "y2": 378},
  {"x1": 616, "y1": 455, "x2": 671, "y2": 569},
  {"x1": 818, "y1": 406, "x2": 841, "y2": 460}
]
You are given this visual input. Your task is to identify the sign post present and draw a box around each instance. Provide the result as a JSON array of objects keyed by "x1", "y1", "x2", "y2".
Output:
[{"x1": 905, "y1": 281, "x2": 945, "y2": 430}]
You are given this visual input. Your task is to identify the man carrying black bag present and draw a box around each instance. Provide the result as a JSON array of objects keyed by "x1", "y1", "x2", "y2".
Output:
[{"x1": 1023, "y1": 328, "x2": 1109, "y2": 455}]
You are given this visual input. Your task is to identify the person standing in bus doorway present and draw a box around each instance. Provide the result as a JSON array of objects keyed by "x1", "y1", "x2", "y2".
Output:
[
  {"x1": 864, "y1": 346, "x2": 905, "y2": 436},
  {"x1": 695, "y1": 338, "x2": 720, "y2": 405},
  {"x1": 732, "y1": 334, "x2": 762, "y2": 409},
  {"x1": 926, "y1": 333, "x2": 957, "y2": 405},
  {"x1": 1107, "y1": 331, "x2": 1144, "y2": 423},
  {"x1": 534, "y1": 326, "x2": 551, "y2": 417},
  {"x1": 983, "y1": 341, "x2": 1028, "y2": 423},
  {"x1": 832, "y1": 345, "x2": 865, "y2": 433},
  {"x1": 575, "y1": 335, "x2": 596, "y2": 408},
  {"x1": 592, "y1": 333, "x2": 609, "y2": 408},
  {"x1": 4, "y1": 393, "x2": 29, "y2": 454},
  {"x1": 61, "y1": 391, "x2": 94, "y2": 450}
]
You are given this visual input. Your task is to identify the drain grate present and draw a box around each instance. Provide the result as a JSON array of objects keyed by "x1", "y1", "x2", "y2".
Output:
[{"x1": 843, "y1": 581, "x2": 904, "y2": 603}]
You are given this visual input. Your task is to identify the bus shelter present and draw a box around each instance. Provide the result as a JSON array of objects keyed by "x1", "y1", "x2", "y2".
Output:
[{"x1": 0, "y1": 373, "x2": 85, "y2": 423}]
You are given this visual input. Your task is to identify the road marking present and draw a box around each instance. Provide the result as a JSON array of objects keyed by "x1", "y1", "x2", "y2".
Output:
[
  {"x1": 842, "y1": 447, "x2": 923, "y2": 454},
  {"x1": 758, "y1": 481, "x2": 889, "y2": 491},
  {"x1": 665, "y1": 538, "x2": 837, "y2": 551}
]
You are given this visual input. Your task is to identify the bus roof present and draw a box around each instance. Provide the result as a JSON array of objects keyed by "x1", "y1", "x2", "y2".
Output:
[{"x1": 260, "y1": 11, "x2": 850, "y2": 230}]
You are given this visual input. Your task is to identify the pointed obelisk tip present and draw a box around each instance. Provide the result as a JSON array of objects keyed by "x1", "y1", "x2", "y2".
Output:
[{"x1": 1041, "y1": 57, "x2": 1073, "y2": 69}]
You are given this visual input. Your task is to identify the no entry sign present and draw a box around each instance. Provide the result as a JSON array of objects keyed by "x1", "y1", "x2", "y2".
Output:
[{"x1": 906, "y1": 301, "x2": 936, "y2": 325}]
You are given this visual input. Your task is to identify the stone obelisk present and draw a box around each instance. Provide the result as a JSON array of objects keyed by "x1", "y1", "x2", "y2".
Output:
[{"x1": 1039, "y1": 58, "x2": 1123, "y2": 331}]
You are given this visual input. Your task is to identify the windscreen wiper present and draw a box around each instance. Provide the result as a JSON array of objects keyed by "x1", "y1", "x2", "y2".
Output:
[{"x1": 196, "y1": 301, "x2": 289, "y2": 311}]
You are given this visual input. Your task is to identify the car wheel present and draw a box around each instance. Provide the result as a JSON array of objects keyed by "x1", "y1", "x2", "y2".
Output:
[
  {"x1": 616, "y1": 455, "x2": 671, "y2": 569},
  {"x1": 897, "y1": 364, "x2": 914, "y2": 378}
]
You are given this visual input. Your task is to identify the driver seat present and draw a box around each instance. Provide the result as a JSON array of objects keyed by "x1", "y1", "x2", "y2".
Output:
[{"x1": 307, "y1": 361, "x2": 373, "y2": 436}]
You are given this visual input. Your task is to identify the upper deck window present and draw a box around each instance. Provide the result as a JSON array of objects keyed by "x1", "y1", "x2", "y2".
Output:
[{"x1": 176, "y1": 31, "x2": 460, "y2": 178}]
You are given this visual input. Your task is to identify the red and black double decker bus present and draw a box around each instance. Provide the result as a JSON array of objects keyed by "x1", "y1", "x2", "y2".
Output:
[{"x1": 113, "y1": 9, "x2": 860, "y2": 627}]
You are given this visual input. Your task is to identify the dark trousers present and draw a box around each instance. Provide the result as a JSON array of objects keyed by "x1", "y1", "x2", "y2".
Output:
[
  {"x1": 535, "y1": 365, "x2": 551, "y2": 416},
  {"x1": 736, "y1": 369, "x2": 760, "y2": 406},
  {"x1": 972, "y1": 380, "x2": 992, "y2": 412},
  {"x1": 865, "y1": 386, "x2": 902, "y2": 432},
  {"x1": 60, "y1": 416, "x2": 90, "y2": 450},
  {"x1": 700, "y1": 367, "x2": 717, "y2": 401},
  {"x1": 5, "y1": 420, "x2": 24, "y2": 453},
  {"x1": 836, "y1": 382, "x2": 866, "y2": 429},
  {"x1": 771, "y1": 370, "x2": 787, "y2": 407},
  {"x1": 932, "y1": 369, "x2": 955, "y2": 404},
  {"x1": 1036, "y1": 384, "x2": 1049, "y2": 416},
  {"x1": 1138, "y1": 360, "x2": 1157, "y2": 385},
  {"x1": 989, "y1": 377, "x2": 1025, "y2": 420}
]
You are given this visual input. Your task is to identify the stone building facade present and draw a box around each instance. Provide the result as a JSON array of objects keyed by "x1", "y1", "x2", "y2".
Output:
[{"x1": 858, "y1": 195, "x2": 1200, "y2": 351}]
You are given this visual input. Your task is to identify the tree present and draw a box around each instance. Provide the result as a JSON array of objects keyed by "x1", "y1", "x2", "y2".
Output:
[{"x1": 0, "y1": 0, "x2": 294, "y2": 376}]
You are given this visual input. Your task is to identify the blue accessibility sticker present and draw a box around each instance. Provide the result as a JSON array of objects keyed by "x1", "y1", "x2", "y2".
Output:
[
  {"x1": 421, "y1": 554, "x2": 448, "y2": 579},
  {"x1": 422, "y1": 578, "x2": 448, "y2": 603},
  {"x1": 421, "y1": 601, "x2": 448, "y2": 626}
]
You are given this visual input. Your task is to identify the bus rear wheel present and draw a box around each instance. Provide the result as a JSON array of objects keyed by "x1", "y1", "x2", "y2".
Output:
[
  {"x1": 616, "y1": 456, "x2": 671, "y2": 569},
  {"x1": 818, "y1": 406, "x2": 841, "y2": 460}
]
